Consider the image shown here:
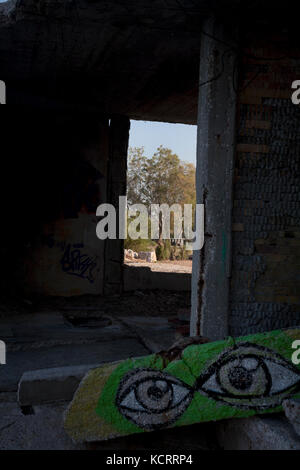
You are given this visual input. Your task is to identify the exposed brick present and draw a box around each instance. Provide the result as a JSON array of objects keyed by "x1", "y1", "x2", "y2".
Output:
[
  {"x1": 230, "y1": 36, "x2": 300, "y2": 336},
  {"x1": 236, "y1": 144, "x2": 269, "y2": 153},
  {"x1": 245, "y1": 120, "x2": 271, "y2": 130},
  {"x1": 232, "y1": 223, "x2": 244, "y2": 232}
]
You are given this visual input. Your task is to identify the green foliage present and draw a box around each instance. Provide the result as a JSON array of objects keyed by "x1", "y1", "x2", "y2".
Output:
[
  {"x1": 127, "y1": 145, "x2": 196, "y2": 217},
  {"x1": 127, "y1": 145, "x2": 196, "y2": 244},
  {"x1": 124, "y1": 214, "x2": 156, "y2": 253},
  {"x1": 164, "y1": 239, "x2": 171, "y2": 259}
]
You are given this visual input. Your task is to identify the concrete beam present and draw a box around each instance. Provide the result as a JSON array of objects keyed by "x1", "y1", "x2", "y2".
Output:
[
  {"x1": 191, "y1": 16, "x2": 238, "y2": 340},
  {"x1": 17, "y1": 364, "x2": 100, "y2": 407}
]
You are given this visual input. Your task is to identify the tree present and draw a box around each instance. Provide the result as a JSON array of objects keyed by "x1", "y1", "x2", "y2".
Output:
[
  {"x1": 127, "y1": 146, "x2": 196, "y2": 244},
  {"x1": 126, "y1": 147, "x2": 148, "y2": 207},
  {"x1": 127, "y1": 145, "x2": 195, "y2": 206}
]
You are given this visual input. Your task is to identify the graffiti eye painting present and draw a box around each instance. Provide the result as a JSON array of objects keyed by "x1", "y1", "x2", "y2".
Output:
[
  {"x1": 108, "y1": 342, "x2": 300, "y2": 431},
  {"x1": 64, "y1": 329, "x2": 300, "y2": 442},
  {"x1": 116, "y1": 369, "x2": 193, "y2": 430},
  {"x1": 197, "y1": 343, "x2": 300, "y2": 409}
]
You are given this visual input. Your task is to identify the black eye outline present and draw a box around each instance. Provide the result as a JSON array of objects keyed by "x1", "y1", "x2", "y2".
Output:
[
  {"x1": 116, "y1": 368, "x2": 194, "y2": 430},
  {"x1": 196, "y1": 342, "x2": 300, "y2": 409}
]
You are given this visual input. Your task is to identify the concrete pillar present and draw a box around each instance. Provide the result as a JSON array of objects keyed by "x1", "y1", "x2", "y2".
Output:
[
  {"x1": 104, "y1": 116, "x2": 130, "y2": 295},
  {"x1": 190, "y1": 17, "x2": 238, "y2": 340}
]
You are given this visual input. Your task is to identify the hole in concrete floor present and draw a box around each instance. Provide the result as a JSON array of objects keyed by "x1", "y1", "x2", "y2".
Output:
[
  {"x1": 65, "y1": 315, "x2": 112, "y2": 328},
  {"x1": 21, "y1": 405, "x2": 35, "y2": 415}
]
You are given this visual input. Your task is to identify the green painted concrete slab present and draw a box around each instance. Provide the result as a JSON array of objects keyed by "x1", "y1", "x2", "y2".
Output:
[{"x1": 64, "y1": 328, "x2": 300, "y2": 443}]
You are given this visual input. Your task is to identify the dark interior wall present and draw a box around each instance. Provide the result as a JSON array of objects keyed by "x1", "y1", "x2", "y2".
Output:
[
  {"x1": 230, "y1": 30, "x2": 300, "y2": 335},
  {"x1": 0, "y1": 110, "x2": 109, "y2": 297}
]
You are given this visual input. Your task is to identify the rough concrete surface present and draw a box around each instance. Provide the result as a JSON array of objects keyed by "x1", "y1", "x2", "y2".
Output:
[
  {"x1": 116, "y1": 316, "x2": 178, "y2": 353},
  {"x1": 0, "y1": 401, "x2": 84, "y2": 450},
  {"x1": 0, "y1": 0, "x2": 202, "y2": 122},
  {"x1": 283, "y1": 398, "x2": 300, "y2": 437},
  {"x1": 1, "y1": 339, "x2": 148, "y2": 392},
  {"x1": 216, "y1": 415, "x2": 300, "y2": 450},
  {"x1": 0, "y1": 398, "x2": 219, "y2": 450},
  {"x1": 0, "y1": 302, "x2": 183, "y2": 392},
  {"x1": 190, "y1": 16, "x2": 237, "y2": 340}
]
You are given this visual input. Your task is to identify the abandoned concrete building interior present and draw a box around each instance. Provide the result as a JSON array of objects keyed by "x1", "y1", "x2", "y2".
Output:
[{"x1": 0, "y1": 0, "x2": 299, "y2": 452}]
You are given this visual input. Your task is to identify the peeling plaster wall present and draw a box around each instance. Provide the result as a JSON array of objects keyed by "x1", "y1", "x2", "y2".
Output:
[{"x1": 230, "y1": 33, "x2": 300, "y2": 335}]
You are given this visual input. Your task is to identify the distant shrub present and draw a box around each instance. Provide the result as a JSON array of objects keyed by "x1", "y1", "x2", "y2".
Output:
[
  {"x1": 155, "y1": 240, "x2": 172, "y2": 260},
  {"x1": 124, "y1": 237, "x2": 156, "y2": 253},
  {"x1": 124, "y1": 215, "x2": 156, "y2": 253},
  {"x1": 155, "y1": 244, "x2": 165, "y2": 261},
  {"x1": 164, "y1": 240, "x2": 172, "y2": 260}
]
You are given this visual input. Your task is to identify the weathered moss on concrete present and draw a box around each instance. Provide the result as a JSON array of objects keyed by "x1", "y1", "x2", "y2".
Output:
[
  {"x1": 64, "y1": 328, "x2": 300, "y2": 443},
  {"x1": 64, "y1": 363, "x2": 121, "y2": 443}
]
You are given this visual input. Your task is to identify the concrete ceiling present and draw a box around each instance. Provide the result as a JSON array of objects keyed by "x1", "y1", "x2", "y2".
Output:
[{"x1": 0, "y1": 0, "x2": 296, "y2": 123}]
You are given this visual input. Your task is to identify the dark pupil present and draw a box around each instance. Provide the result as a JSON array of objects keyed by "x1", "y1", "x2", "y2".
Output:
[
  {"x1": 147, "y1": 385, "x2": 165, "y2": 400},
  {"x1": 228, "y1": 366, "x2": 253, "y2": 390}
]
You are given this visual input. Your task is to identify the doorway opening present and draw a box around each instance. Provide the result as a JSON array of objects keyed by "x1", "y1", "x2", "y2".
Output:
[{"x1": 123, "y1": 119, "x2": 197, "y2": 336}]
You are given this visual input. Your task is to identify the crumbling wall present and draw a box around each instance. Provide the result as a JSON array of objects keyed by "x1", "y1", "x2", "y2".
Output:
[{"x1": 230, "y1": 32, "x2": 300, "y2": 335}]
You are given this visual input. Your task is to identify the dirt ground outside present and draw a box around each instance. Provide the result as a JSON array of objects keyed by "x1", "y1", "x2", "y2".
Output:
[{"x1": 124, "y1": 259, "x2": 192, "y2": 273}]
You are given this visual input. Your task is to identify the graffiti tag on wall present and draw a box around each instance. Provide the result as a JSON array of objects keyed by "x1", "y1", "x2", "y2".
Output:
[
  {"x1": 60, "y1": 243, "x2": 99, "y2": 284},
  {"x1": 41, "y1": 235, "x2": 100, "y2": 284}
]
